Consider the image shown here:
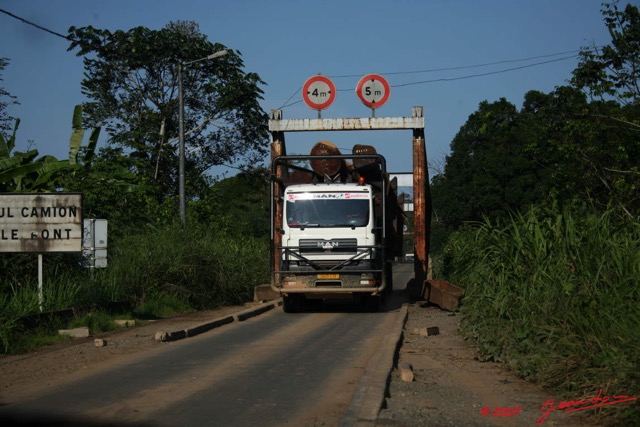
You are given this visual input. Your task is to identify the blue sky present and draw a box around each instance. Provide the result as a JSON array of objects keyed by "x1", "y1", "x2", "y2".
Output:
[{"x1": 0, "y1": 0, "x2": 618, "y2": 176}]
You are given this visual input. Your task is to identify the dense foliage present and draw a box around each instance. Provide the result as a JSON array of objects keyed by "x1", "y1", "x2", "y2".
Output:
[
  {"x1": 431, "y1": 86, "x2": 639, "y2": 229},
  {"x1": 432, "y1": 3, "x2": 640, "y2": 424},
  {"x1": 0, "y1": 57, "x2": 18, "y2": 134},
  {"x1": 67, "y1": 21, "x2": 269, "y2": 205},
  {"x1": 443, "y1": 205, "x2": 639, "y2": 424},
  {"x1": 0, "y1": 224, "x2": 269, "y2": 353},
  {"x1": 193, "y1": 167, "x2": 270, "y2": 239},
  {"x1": 432, "y1": 2, "x2": 639, "y2": 229}
]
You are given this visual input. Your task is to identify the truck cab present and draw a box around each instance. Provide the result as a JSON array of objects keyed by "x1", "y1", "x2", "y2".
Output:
[{"x1": 282, "y1": 182, "x2": 377, "y2": 287}]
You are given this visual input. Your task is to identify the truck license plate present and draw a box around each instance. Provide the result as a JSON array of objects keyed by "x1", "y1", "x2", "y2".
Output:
[{"x1": 317, "y1": 273, "x2": 340, "y2": 280}]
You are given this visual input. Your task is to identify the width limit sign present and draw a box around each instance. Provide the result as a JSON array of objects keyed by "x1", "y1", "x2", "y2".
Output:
[
  {"x1": 302, "y1": 75, "x2": 336, "y2": 111},
  {"x1": 356, "y1": 74, "x2": 390, "y2": 109}
]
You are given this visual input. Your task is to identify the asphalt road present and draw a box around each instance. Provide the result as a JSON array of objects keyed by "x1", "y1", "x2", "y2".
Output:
[{"x1": 0, "y1": 263, "x2": 415, "y2": 427}]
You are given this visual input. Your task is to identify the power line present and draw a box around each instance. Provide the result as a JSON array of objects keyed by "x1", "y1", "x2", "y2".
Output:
[
  {"x1": 280, "y1": 54, "x2": 580, "y2": 108},
  {"x1": 0, "y1": 7, "x2": 73, "y2": 41},
  {"x1": 279, "y1": 99, "x2": 304, "y2": 109},
  {"x1": 277, "y1": 87, "x2": 302, "y2": 110},
  {"x1": 363, "y1": 54, "x2": 578, "y2": 90},
  {"x1": 329, "y1": 49, "x2": 587, "y2": 78},
  {"x1": 0, "y1": 7, "x2": 589, "y2": 111}
]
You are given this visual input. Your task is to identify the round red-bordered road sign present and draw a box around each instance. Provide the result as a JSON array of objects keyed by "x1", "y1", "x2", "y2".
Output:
[
  {"x1": 356, "y1": 74, "x2": 391, "y2": 109},
  {"x1": 302, "y1": 75, "x2": 336, "y2": 110}
]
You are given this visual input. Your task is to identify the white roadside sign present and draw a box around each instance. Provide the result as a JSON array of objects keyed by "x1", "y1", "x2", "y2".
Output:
[{"x1": 0, "y1": 193, "x2": 83, "y2": 253}]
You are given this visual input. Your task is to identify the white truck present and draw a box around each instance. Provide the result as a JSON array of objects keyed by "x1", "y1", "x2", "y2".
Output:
[{"x1": 270, "y1": 142, "x2": 403, "y2": 312}]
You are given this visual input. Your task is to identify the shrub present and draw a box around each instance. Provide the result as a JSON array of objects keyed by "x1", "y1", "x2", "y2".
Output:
[
  {"x1": 103, "y1": 223, "x2": 269, "y2": 309},
  {"x1": 445, "y1": 205, "x2": 639, "y2": 424}
]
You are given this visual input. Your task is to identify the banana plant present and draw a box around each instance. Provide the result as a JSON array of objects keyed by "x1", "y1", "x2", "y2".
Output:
[
  {"x1": 0, "y1": 118, "x2": 73, "y2": 192},
  {"x1": 1, "y1": 105, "x2": 145, "y2": 194},
  {"x1": 0, "y1": 106, "x2": 96, "y2": 192},
  {"x1": 69, "y1": 104, "x2": 100, "y2": 166},
  {"x1": 64, "y1": 105, "x2": 146, "y2": 193}
]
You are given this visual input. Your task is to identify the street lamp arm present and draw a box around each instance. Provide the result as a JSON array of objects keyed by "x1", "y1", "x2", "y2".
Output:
[
  {"x1": 184, "y1": 50, "x2": 229, "y2": 66},
  {"x1": 207, "y1": 49, "x2": 229, "y2": 60}
]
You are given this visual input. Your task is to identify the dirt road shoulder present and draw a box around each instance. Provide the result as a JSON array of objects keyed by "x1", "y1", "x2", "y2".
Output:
[
  {"x1": 0, "y1": 303, "x2": 267, "y2": 402},
  {"x1": 377, "y1": 304, "x2": 598, "y2": 427}
]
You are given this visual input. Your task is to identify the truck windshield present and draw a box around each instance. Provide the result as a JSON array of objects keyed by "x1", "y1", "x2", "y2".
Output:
[{"x1": 286, "y1": 197, "x2": 370, "y2": 228}]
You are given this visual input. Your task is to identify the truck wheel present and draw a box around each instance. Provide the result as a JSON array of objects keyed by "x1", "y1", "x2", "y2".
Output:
[
  {"x1": 385, "y1": 262, "x2": 394, "y2": 295},
  {"x1": 365, "y1": 295, "x2": 382, "y2": 312},
  {"x1": 283, "y1": 295, "x2": 301, "y2": 313}
]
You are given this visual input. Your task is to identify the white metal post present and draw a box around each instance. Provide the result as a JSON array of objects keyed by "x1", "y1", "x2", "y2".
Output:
[{"x1": 38, "y1": 254, "x2": 43, "y2": 312}]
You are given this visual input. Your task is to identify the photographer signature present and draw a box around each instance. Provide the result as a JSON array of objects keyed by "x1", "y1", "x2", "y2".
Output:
[{"x1": 537, "y1": 389, "x2": 637, "y2": 424}]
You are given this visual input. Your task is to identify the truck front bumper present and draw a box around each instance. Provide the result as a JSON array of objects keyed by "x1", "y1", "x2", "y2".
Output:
[{"x1": 271, "y1": 272, "x2": 385, "y2": 295}]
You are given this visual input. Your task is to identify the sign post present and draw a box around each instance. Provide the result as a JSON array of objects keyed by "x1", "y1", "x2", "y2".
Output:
[
  {"x1": 302, "y1": 75, "x2": 337, "y2": 118},
  {"x1": 356, "y1": 74, "x2": 391, "y2": 117},
  {"x1": 38, "y1": 254, "x2": 43, "y2": 311}
]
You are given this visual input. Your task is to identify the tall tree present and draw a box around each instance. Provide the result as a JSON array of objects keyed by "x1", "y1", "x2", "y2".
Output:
[
  {"x1": 193, "y1": 167, "x2": 270, "y2": 238},
  {"x1": 572, "y1": 1, "x2": 640, "y2": 106},
  {"x1": 520, "y1": 86, "x2": 639, "y2": 217},
  {"x1": 570, "y1": 1, "x2": 640, "y2": 216},
  {"x1": 433, "y1": 2, "x2": 640, "y2": 230},
  {"x1": 67, "y1": 21, "x2": 268, "y2": 202},
  {"x1": 431, "y1": 98, "x2": 546, "y2": 228},
  {"x1": 0, "y1": 57, "x2": 18, "y2": 135}
]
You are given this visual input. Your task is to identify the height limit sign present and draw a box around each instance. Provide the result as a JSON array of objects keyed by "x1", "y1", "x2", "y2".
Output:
[
  {"x1": 356, "y1": 74, "x2": 390, "y2": 109},
  {"x1": 302, "y1": 75, "x2": 336, "y2": 111}
]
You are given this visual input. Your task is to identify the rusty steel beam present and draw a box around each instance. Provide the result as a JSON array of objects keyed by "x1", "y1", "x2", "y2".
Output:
[
  {"x1": 412, "y1": 122, "x2": 432, "y2": 299},
  {"x1": 268, "y1": 116, "x2": 424, "y2": 132},
  {"x1": 270, "y1": 116, "x2": 286, "y2": 287}
]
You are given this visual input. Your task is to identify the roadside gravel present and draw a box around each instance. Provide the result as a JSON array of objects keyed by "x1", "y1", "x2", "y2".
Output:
[{"x1": 378, "y1": 303, "x2": 600, "y2": 427}]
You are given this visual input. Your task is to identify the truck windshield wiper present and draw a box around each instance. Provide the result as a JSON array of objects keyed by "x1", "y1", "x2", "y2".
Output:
[{"x1": 299, "y1": 223, "x2": 319, "y2": 230}]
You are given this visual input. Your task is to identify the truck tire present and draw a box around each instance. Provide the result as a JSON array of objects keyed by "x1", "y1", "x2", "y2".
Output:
[
  {"x1": 365, "y1": 294, "x2": 382, "y2": 312},
  {"x1": 282, "y1": 295, "x2": 301, "y2": 313},
  {"x1": 385, "y1": 261, "x2": 394, "y2": 295}
]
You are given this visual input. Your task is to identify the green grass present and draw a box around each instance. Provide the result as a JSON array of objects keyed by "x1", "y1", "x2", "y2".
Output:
[
  {"x1": 136, "y1": 292, "x2": 193, "y2": 319},
  {"x1": 0, "y1": 223, "x2": 269, "y2": 355},
  {"x1": 10, "y1": 328, "x2": 72, "y2": 353},
  {"x1": 442, "y1": 205, "x2": 639, "y2": 425},
  {"x1": 108, "y1": 224, "x2": 269, "y2": 309},
  {"x1": 69, "y1": 311, "x2": 119, "y2": 334}
]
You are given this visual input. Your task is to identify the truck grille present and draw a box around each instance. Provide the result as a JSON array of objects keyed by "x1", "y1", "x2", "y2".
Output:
[{"x1": 299, "y1": 238, "x2": 358, "y2": 254}]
